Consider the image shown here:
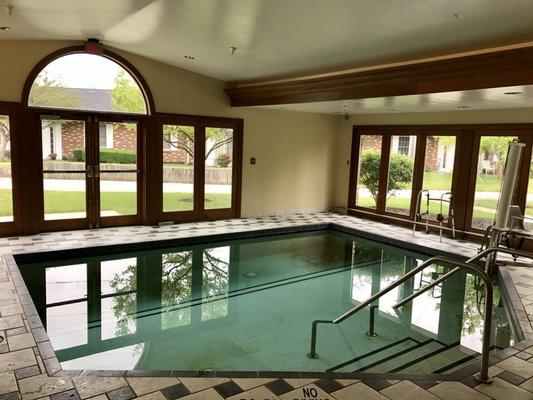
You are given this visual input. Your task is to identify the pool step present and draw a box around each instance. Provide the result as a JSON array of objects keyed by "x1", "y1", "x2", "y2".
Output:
[
  {"x1": 331, "y1": 337, "x2": 423, "y2": 372},
  {"x1": 390, "y1": 342, "x2": 478, "y2": 373},
  {"x1": 362, "y1": 340, "x2": 444, "y2": 373},
  {"x1": 331, "y1": 337, "x2": 481, "y2": 374}
]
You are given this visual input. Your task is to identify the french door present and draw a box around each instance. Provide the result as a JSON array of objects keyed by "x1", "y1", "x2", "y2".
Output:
[
  {"x1": 39, "y1": 113, "x2": 143, "y2": 230},
  {"x1": 159, "y1": 117, "x2": 242, "y2": 222}
]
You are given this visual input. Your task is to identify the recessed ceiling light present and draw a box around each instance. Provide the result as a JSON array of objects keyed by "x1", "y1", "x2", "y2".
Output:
[
  {"x1": 504, "y1": 91, "x2": 523, "y2": 95},
  {"x1": 457, "y1": 105, "x2": 470, "y2": 109},
  {"x1": 0, "y1": 26, "x2": 10, "y2": 31},
  {"x1": 184, "y1": 55, "x2": 195, "y2": 60}
]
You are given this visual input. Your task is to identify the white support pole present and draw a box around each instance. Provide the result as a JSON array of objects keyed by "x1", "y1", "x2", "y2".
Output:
[
  {"x1": 485, "y1": 141, "x2": 525, "y2": 273},
  {"x1": 493, "y1": 142, "x2": 525, "y2": 230}
]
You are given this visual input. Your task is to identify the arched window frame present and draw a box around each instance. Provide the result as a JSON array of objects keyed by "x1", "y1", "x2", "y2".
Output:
[{"x1": 22, "y1": 46, "x2": 155, "y2": 115}]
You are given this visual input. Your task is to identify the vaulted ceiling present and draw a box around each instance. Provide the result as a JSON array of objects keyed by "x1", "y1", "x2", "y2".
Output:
[{"x1": 2, "y1": 0, "x2": 533, "y2": 82}]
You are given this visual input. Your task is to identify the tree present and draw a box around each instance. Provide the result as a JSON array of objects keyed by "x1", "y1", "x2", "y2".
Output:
[
  {"x1": 163, "y1": 125, "x2": 233, "y2": 163},
  {"x1": 29, "y1": 72, "x2": 81, "y2": 143},
  {"x1": 111, "y1": 70, "x2": 146, "y2": 114},
  {"x1": 107, "y1": 248, "x2": 230, "y2": 333},
  {"x1": 110, "y1": 72, "x2": 233, "y2": 164},
  {"x1": 359, "y1": 150, "x2": 413, "y2": 202},
  {"x1": 479, "y1": 136, "x2": 513, "y2": 168},
  {"x1": 28, "y1": 72, "x2": 80, "y2": 109},
  {"x1": 435, "y1": 136, "x2": 455, "y2": 150},
  {"x1": 0, "y1": 116, "x2": 9, "y2": 161}
]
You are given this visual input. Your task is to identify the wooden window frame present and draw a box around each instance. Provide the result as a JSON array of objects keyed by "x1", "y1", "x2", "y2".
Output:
[
  {"x1": 0, "y1": 46, "x2": 244, "y2": 236},
  {"x1": 464, "y1": 129, "x2": 532, "y2": 233},
  {"x1": 348, "y1": 125, "x2": 533, "y2": 244},
  {"x1": 0, "y1": 105, "x2": 22, "y2": 236},
  {"x1": 155, "y1": 114, "x2": 243, "y2": 224},
  {"x1": 350, "y1": 128, "x2": 458, "y2": 223}
]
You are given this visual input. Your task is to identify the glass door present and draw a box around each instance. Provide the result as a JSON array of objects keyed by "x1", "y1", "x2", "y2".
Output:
[
  {"x1": 40, "y1": 115, "x2": 142, "y2": 230},
  {"x1": 40, "y1": 115, "x2": 90, "y2": 229},
  {"x1": 93, "y1": 118, "x2": 142, "y2": 227}
]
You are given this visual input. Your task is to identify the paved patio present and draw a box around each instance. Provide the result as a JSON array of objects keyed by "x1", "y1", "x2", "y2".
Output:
[{"x1": 0, "y1": 213, "x2": 532, "y2": 400}]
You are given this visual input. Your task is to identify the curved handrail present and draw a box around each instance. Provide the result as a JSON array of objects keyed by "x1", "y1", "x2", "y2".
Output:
[
  {"x1": 394, "y1": 247, "x2": 533, "y2": 309},
  {"x1": 307, "y1": 247, "x2": 530, "y2": 383}
]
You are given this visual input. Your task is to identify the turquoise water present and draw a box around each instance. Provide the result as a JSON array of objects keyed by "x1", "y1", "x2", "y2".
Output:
[{"x1": 18, "y1": 230, "x2": 513, "y2": 373}]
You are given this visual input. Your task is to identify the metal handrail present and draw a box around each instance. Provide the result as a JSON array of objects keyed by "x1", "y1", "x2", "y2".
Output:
[
  {"x1": 307, "y1": 247, "x2": 530, "y2": 384},
  {"x1": 394, "y1": 247, "x2": 533, "y2": 309}
]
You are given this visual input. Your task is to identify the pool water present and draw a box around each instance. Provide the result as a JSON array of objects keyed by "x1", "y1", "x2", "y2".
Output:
[{"x1": 18, "y1": 230, "x2": 514, "y2": 374}]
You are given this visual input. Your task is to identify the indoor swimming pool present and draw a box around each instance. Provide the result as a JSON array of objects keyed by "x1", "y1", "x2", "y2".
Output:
[{"x1": 17, "y1": 230, "x2": 514, "y2": 375}]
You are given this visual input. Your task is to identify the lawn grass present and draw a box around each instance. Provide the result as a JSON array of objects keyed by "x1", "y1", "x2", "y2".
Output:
[
  {"x1": 405, "y1": 171, "x2": 533, "y2": 192},
  {"x1": 0, "y1": 189, "x2": 231, "y2": 217},
  {"x1": 356, "y1": 196, "x2": 496, "y2": 219}
]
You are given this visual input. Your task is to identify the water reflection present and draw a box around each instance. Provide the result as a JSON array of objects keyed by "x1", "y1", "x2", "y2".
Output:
[
  {"x1": 349, "y1": 242, "x2": 513, "y2": 353},
  {"x1": 19, "y1": 232, "x2": 514, "y2": 371}
]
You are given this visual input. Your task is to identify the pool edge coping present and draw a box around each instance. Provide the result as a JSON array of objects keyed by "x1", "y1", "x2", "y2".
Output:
[{"x1": 4, "y1": 219, "x2": 530, "y2": 383}]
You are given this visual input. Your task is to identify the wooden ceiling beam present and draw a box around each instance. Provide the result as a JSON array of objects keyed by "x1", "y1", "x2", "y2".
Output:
[{"x1": 224, "y1": 46, "x2": 533, "y2": 107}]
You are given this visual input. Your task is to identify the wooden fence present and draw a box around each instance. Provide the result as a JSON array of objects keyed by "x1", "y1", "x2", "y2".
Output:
[{"x1": 0, "y1": 161, "x2": 232, "y2": 184}]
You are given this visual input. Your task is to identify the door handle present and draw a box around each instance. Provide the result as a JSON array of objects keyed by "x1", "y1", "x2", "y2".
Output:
[
  {"x1": 86, "y1": 166, "x2": 93, "y2": 178},
  {"x1": 94, "y1": 166, "x2": 100, "y2": 178}
]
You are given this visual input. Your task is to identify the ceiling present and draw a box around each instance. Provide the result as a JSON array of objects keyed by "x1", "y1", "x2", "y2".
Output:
[
  {"x1": 2, "y1": 0, "x2": 533, "y2": 82},
  {"x1": 260, "y1": 85, "x2": 533, "y2": 115}
]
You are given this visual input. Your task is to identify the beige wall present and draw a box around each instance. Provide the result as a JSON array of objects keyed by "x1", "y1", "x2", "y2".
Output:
[
  {"x1": 332, "y1": 109, "x2": 533, "y2": 207},
  {"x1": 0, "y1": 40, "x2": 340, "y2": 217}
]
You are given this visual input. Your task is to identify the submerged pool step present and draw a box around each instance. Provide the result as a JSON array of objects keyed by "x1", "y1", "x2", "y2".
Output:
[
  {"x1": 331, "y1": 338, "x2": 422, "y2": 373},
  {"x1": 394, "y1": 343, "x2": 477, "y2": 374},
  {"x1": 359, "y1": 340, "x2": 444, "y2": 373},
  {"x1": 331, "y1": 338, "x2": 481, "y2": 375}
]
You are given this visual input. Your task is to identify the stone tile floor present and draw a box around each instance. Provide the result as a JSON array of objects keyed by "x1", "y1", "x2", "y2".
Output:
[{"x1": 0, "y1": 213, "x2": 532, "y2": 399}]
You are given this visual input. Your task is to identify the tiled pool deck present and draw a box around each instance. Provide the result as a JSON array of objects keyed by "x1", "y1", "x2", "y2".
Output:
[{"x1": 0, "y1": 213, "x2": 532, "y2": 400}]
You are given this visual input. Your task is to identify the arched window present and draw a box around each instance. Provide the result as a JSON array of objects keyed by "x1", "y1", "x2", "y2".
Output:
[{"x1": 27, "y1": 53, "x2": 148, "y2": 114}]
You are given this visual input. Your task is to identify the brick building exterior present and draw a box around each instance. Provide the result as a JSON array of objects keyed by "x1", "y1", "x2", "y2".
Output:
[
  {"x1": 360, "y1": 135, "x2": 454, "y2": 172},
  {"x1": 43, "y1": 121, "x2": 189, "y2": 164}
]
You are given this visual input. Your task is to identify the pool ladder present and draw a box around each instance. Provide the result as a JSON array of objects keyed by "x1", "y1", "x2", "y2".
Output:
[{"x1": 307, "y1": 247, "x2": 533, "y2": 384}]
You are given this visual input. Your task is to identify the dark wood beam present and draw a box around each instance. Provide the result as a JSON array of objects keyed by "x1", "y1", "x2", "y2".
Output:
[{"x1": 225, "y1": 46, "x2": 533, "y2": 107}]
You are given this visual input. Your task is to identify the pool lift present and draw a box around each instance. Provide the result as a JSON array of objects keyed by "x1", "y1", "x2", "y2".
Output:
[
  {"x1": 479, "y1": 141, "x2": 527, "y2": 274},
  {"x1": 412, "y1": 190, "x2": 455, "y2": 242}
]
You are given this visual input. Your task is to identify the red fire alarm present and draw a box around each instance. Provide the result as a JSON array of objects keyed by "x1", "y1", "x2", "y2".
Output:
[{"x1": 84, "y1": 39, "x2": 103, "y2": 55}]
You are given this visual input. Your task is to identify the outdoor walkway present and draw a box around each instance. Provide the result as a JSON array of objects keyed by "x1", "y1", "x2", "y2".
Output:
[
  {"x1": 0, "y1": 178, "x2": 231, "y2": 194},
  {"x1": 0, "y1": 213, "x2": 532, "y2": 400}
]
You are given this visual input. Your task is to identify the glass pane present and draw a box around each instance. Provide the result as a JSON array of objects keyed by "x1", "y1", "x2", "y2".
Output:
[
  {"x1": 99, "y1": 122, "x2": 137, "y2": 217},
  {"x1": 29, "y1": 54, "x2": 147, "y2": 114},
  {"x1": 202, "y1": 247, "x2": 230, "y2": 321},
  {"x1": 355, "y1": 135, "x2": 382, "y2": 209},
  {"x1": 205, "y1": 127, "x2": 233, "y2": 209},
  {"x1": 472, "y1": 136, "x2": 517, "y2": 230},
  {"x1": 421, "y1": 136, "x2": 456, "y2": 217},
  {"x1": 101, "y1": 294, "x2": 137, "y2": 340},
  {"x1": 42, "y1": 118, "x2": 87, "y2": 220},
  {"x1": 46, "y1": 302, "x2": 88, "y2": 350},
  {"x1": 101, "y1": 258, "x2": 137, "y2": 296},
  {"x1": 0, "y1": 115, "x2": 13, "y2": 222},
  {"x1": 162, "y1": 125, "x2": 194, "y2": 212},
  {"x1": 161, "y1": 251, "x2": 193, "y2": 329},
  {"x1": 46, "y1": 264, "x2": 87, "y2": 304},
  {"x1": 385, "y1": 135, "x2": 416, "y2": 215}
]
